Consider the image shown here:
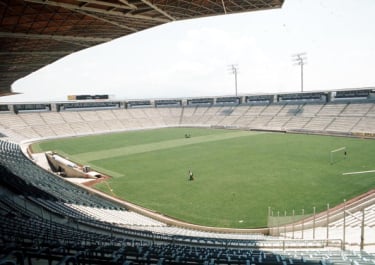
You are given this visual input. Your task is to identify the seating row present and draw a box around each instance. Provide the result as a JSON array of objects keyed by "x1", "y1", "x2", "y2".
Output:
[{"x1": 1, "y1": 102, "x2": 375, "y2": 142}]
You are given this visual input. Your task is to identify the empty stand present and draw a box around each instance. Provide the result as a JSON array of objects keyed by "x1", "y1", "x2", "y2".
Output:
[
  {"x1": 326, "y1": 117, "x2": 361, "y2": 133},
  {"x1": 59, "y1": 111, "x2": 84, "y2": 123},
  {"x1": 143, "y1": 108, "x2": 166, "y2": 126},
  {"x1": 105, "y1": 119, "x2": 127, "y2": 131},
  {"x1": 32, "y1": 124, "x2": 57, "y2": 138},
  {"x1": 219, "y1": 115, "x2": 241, "y2": 127},
  {"x1": 87, "y1": 120, "x2": 112, "y2": 132},
  {"x1": 231, "y1": 105, "x2": 250, "y2": 116},
  {"x1": 19, "y1": 112, "x2": 46, "y2": 126},
  {"x1": 284, "y1": 117, "x2": 312, "y2": 130},
  {"x1": 1, "y1": 98, "x2": 375, "y2": 263},
  {"x1": 97, "y1": 109, "x2": 117, "y2": 120},
  {"x1": 79, "y1": 110, "x2": 101, "y2": 122},
  {"x1": 233, "y1": 115, "x2": 257, "y2": 128},
  {"x1": 49, "y1": 123, "x2": 75, "y2": 137},
  {"x1": 266, "y1": 116, "x2": 292, "y2": 130},
  {"x1": 317, "y1": 103, "x2": 347, "y2": 116},
  {"x1": 40, "y1": 111, "x2": 66, "y2": 124},
  {"x1": 1, "y1": 101, "x2": 375, "y2": 143},
  {"x1": 303, "y1": 117, "x2": 335, "y2": 132},
  {"x1": 274, "y1": 191, "x2": 375, "y2": 252},
  {"x1": 260, "y1": 104, "x2": 285, "y2": 116},
  {"x1": 277, "y1": 104, "x2": 303, "y2": 116},
  {"x1": 112, "y1": 109, "x2": 133, "y2": 119},
  {"x1": 341, "y1": 103, "x2": 374, "y2": 116},
  {"x1": 69, "y1": 121, "x2": 94, "y2": 135},
  {"x1": 247, "y1": 105, "x2": 268, "y2": 116},
  {"x1": 298, "y1": 104, "x2": 324, "y2": 117},
  {"x1": 354, "y1": 117, "x2": 375, "y2": 133},
  {"x1": 249, "y1": 116, "x2": 274, "y2": 129},
  {"x1": 365, "y1": 104, "x2": 375, "y2": 117},
  {"x1": 0, "y1": 113, "x2": 27, "y2": 128},
  {"x1": 128, "y1": 108, "x2": 148, "y2": 119},
  {"x1": 158, "y1": 107, "x2": 182, "y2": 126},
  {"x1": 0, "y1": 140, "x2": 121, "y2": 209},
  {"x1": 15, "y1": 126, "x2": 41, "y2": 139}
]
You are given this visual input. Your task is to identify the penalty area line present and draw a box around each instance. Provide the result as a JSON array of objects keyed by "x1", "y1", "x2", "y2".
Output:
[{"x1": 342, "y1": 170, "x2": 375, "y2": 176}]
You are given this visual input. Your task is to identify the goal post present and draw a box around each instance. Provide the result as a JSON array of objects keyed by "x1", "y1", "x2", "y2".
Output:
[{"x1": 330, "y1": 146, "x2": 347, "y2": 164}]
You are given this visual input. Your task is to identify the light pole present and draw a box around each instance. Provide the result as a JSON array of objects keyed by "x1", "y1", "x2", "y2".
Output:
[
  {"x1": 292, "y1": 53, "x2": 307, "y2": 92},
  {"x1": 228, "y1": 64, "x2": 239, "y2": 96}
]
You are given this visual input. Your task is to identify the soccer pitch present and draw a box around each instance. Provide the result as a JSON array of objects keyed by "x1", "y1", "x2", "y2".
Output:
[{"x1": 32, "y1": 128, "x2": 375, "y2": 228}]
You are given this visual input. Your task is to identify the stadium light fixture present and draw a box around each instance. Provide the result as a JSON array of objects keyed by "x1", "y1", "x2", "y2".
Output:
[
  {"x1": 292, "y1": 53, "x2": 307, "y2": 92},
  {"x1": 228, "y1": 64, "x2": 239, "y2": 96}
]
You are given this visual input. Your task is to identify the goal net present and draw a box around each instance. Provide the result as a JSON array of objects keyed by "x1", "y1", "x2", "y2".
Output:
[{"x1": 330, "y1": 146, "x2": 347, "y2": 164}]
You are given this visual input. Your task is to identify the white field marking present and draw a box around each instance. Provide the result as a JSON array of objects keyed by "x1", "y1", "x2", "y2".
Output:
[
  {"x1": 342, "y1": 169, "x2": 375, "y2": 175},
  {"x1": 77, "y1": 130, "x2": 264, "y2": 162}
]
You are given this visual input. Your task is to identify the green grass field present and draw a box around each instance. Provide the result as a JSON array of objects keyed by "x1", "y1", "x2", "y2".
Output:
[{"x1": 32, "y1": 128, "x2": 375, "y2": 228}]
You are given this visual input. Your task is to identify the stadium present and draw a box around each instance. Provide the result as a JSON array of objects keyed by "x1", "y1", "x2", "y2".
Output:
[{"x1": 1, "y1": 0, "x2": 375, "y2": 264}]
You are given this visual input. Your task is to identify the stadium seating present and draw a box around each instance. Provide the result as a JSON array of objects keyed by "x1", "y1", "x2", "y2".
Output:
[
  {"x1": 1, "y1": 98, "x2": 375, "y2": 263},
  {"x1": 0, "y1": 141, "x2": 122, "y2": 209},
  {"x1": 326, "y1": 117, "x2": 361, "y2": 133},
  {"x1": 1, "y1": 183, "x2": 374, "y2": 265},
  {"x1": 259, "y1": 104, "x2": 285, "y2": 116},
  {"x1": 2, "y1": 101, "x2": 375, "y2": 142},
  {"x1": 246, "y1": 104, "x2": 268, "y2": 116},
  {"x1": 0, "y1": 204, "x2": 374, "y2": 264},
  {"x1": 283, "y1": 117, "x2": 312, "y2": 130},
  {"x1": 341, "y1": 103, "x2": 374, "y2": 116},
  {"x1": 274, "y1": 192, "x2": 375, "y2": 252},
  {"x1": 297, "y1": 104, "x2": 324, "y2": 117},
  {"x1": 316, "y1": 103, "x2": 347, "y2": 116},
  {"x1": 303, "y1": 117, "x2": 335, "y2": 132}
]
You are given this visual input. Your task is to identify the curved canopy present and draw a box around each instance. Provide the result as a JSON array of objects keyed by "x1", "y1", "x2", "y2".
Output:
[{"x1": 0, "y1": 0, "x2": 284, "y2": 96}]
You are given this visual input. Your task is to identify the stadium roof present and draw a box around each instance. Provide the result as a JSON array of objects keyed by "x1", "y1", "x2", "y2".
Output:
[{"x1": 0, "y1": 0, "x2": 284, "y2": 97}]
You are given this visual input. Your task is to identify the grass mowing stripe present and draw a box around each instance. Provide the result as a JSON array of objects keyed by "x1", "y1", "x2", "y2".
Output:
[
  {"x1": 32, "y1": 127, "x2": 229, "y2": 155},
  {"x1": 77, "y1": 130, "x2": 263, "y2": 162}
]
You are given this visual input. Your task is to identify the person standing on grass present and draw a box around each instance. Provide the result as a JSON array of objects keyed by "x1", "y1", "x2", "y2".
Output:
[{"x1": 188, "y1": 170, "x2": 194, "y2": 181}]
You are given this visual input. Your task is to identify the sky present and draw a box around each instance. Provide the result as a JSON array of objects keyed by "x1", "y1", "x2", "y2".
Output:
[{"x1": 2, "y1": 0, "x2": 375, "y2": 102}]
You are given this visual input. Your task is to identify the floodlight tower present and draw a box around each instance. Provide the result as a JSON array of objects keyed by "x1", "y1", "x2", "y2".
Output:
[
  {"x1": 292, "y1": 53, "x2": 307, "y2": 92},
  {"x1": 228, "y1": 64, "x2": 239, "y2": 96}
]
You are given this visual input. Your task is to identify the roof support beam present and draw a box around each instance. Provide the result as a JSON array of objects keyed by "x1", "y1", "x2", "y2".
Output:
[
  {"x1": 0, "y1": 32, "x2": 112, "y2": 43},
  {"x1": 139, "y1": 0, "x2": 176, "y2": 21},
  {"x1": 257, "y1": 0, "x2": 274, "y2": 8},
  {"x1": 221, "y1": 0, "x2": 227, "y2": 14},
  {"x1": 0, "y1": 63, "x2": 46, "y2": 67},
  {"x1": 118, "y1": 0, "x2": 137, "y2": 9},
  {"x1": 0, "y1": 51, "x2": 73, "y2": 55},
  {"x1": 76, "y1": 0, "x2": 135, "y2": 10},
  {"x1": 74, "y1": 9, "x2": 138, "y2": 32},
  {"x1": 24, "y1": 0, "x2": 170, "y2": 23}
]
